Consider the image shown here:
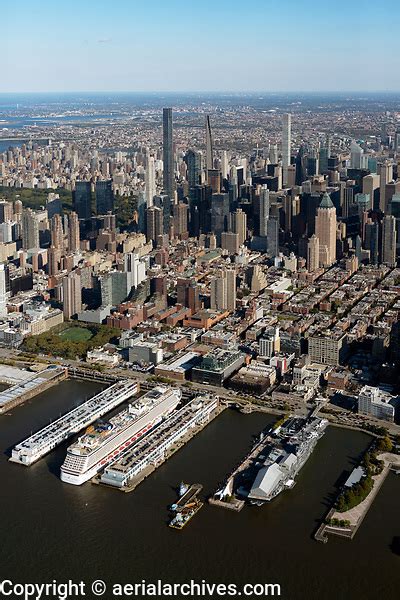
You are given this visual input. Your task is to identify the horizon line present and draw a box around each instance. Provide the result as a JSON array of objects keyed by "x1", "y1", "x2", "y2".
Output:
[{"x1": 1, "y1": 90, "x2": 400, "y2": 95}]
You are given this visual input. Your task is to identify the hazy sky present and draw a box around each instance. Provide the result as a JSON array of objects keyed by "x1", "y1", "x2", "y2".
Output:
[{"x1": 2, "y1": 0, "x2": 399, "y2": 93}]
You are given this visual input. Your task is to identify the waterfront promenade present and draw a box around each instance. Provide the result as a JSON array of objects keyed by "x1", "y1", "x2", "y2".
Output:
[{"x1": 316, "y1": 452, "x2": 400, "y2": 542}]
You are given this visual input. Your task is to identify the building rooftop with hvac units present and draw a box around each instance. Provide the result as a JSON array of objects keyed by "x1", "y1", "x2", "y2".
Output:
[
  {"x1": 191, "y1": 348, "x2": 245, "y2": 386},
  {"x1": 357, "y1": 385, "x2": 397, "y2": 422},
  {"x1": 155, "y1": 351, "x2": 202, "y2": 381},
  {"x1": 201, "y1": 328, "x2": 237, "y2": 349},
  {"x1": 230, "y1": 361, "x2": 277, "y2": 394}
]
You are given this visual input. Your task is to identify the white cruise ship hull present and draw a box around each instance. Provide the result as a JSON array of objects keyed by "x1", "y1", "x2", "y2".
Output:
[
  {"x1": 60, "y1": 417, "x2": 161, "y2": 485},
  {"x1": 60, "y1": 387, "x2": 181, "y2": 485},
  {"x1": 60, "y1": 465, "x2": 98, "y2": 486}
]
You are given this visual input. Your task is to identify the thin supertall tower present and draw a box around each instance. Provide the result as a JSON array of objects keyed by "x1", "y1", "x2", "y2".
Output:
[
  {"x1": 145, "y1": 153, "x2": 156, "y2": 207},
  {"x1": 282, "y1": 113, "x2": 291, "y2": 186},
  {"x1": 205, "y1": 115, "x2": 214, "y2": 173},
  {"x1": 163, "y1": 108, "x2": 174, "y2": 198}
]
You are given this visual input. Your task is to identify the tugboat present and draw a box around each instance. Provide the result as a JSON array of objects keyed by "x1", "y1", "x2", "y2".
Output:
[
  {"x1": 168, "y1": 483, "x2": 203, "y2": 530},
  {"x1": 179, "y1": 481, "x2": 189, "y2": 496}
]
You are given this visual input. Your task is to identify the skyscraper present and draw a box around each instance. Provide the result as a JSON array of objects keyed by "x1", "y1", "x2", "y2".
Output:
[
  {"x1": 0, "y1": 263, "x2": 7, "y2": 318},
  {"x1": 74, "y1": 181, "x2": 92, "y2": 220},
  {"x1": 350, "y1": 141, "x2": 363, "y2": 169},
  {"x1": 208, "y1": 169, "x2": 221, "y2": 194},
  {"x1": 185, "y1": 150, "x2": 202, "y2": 188},
  {"x1": 319, "y1": 137, "x2": 331, "y2": 174},
  {"x1": 205, "y1": 115, "x2": 214, "y2": 173},
  {"x1": 48, "y1": 247, "x2": 61, "y2": 276},
  {"x1": 221, "y1": 231, "x2": 240, "y2": 254},
  {"x1": 210, "y1": 268, "x2": 236, "y2": 312},
  {"x1": 162, "y1": 108, "x2": 174, "y2": 198},
  {"x1": 307, "y1": 149, "x2": 319, "y2": 177},
  {"x1": 365, "y1": 220, "x2": 379, "y2": 265},
  {"x1": 173, "y1": 202, "x2": 188, "y2": 238},
  {"x1": 146, "y1": 205, "x2": 163, "y2": 245},
  {"x1": 124, "y1": 253, "x2": 146, "y2": 290},
  {"x1": 231, "y1": 208, "x2": 247, "y2": 245},
  {"x1": 378, "y1": 161, "x2": 393, "y2": 213},
  {"x1": 390, "y1": 193, "x2": 400, "y2": 253},
  {"x1": 362, "y1": 173, "x2": 380, "y2": 209},
  {"x1": 0, "y1": 200, "x2": 13, "y2": 224},
  {"x1": 220, "y1": 151, "x2": 229, "y2": 180},
  {"x1": 145, "y1": 153, "x2": 156, "y2": 207},
  {"x1": 259, "y1": 186, "x2": 270, "y2": 237},
  {"x1": 381, "y1": 215, "x2": 397, "y2": 267},
  {"x1": 282, "y1": 113, "x2": 291, "y2": 185},
  {"x1": 62, "y1": 271, "x2": 82, "y2": 318},
  {"x1": 395, "y1": 129, "x2": 400, "y2": 155},
  {"x1": 95, "y1": 180, "x2": 114, "y2": 214},
  {"x1": 307, "y1": 234, "x2": 320, "y2": 272},
  {"x1": 22, "y1": 208, "x2": 39, "y2": 250},
  {"x1": 267, "y1": 217, "x2": 279, "y2": 257},
  {"x1": 68, "y1": 212, "x2": 80, "y2": 253},
  {"x1": 225, "y1": 268, "x2": 236, "y2": 312},
  {"x1": 50, "y1": 214, "x2": 63, "y2": 250},
  {"x1": 315, "y1": 192, "x2": 337, "y2": 267},
  {"x1": 210, "y1": 193, "x2": 229, "y2": 243},
  {"x1": 13, "y1": 199, "x2": 22, "y2": 223}
]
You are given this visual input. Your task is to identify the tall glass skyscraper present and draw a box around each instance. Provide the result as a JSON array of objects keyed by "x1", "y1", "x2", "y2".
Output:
[
  {"x1": 74, "y1": 181, "x2": 92, "y2": 220},
  {"x1": 163, "y1": 107, "x2": 174, "y2": 198},
  {"x1": 185, "y1": 149, "x2": 202, "y2": 188},
  {"x1": 95, "y1": 180, "x2": 114, "y2": 215}
]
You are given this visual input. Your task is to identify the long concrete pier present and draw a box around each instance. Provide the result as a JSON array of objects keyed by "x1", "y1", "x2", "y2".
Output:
[
  {"x1": 0, "y1": 365, "x2": 67, "y2": 414},
  {"x1": 10, "y1": 380, "x2": 139, "y2": 466},
  {"x1": 98, "y1": 396, "x2": 223, "y2": 492}
]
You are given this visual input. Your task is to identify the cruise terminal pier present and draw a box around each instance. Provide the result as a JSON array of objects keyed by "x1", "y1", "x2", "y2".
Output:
[
  {"x1": 100, "y1": 393, "x2": 220, "y2": 491},
  {"x1": 60, "y1": 386, "x2": 181, "y2": 485},
  {"x1": 0, "y1": 365, "x2": 67, "y2": 414},
  {"x1": 10, "y1": 380, "x2": 139, "y2": 466}
]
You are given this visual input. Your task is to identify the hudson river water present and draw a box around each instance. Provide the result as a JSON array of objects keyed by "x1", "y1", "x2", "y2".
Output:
[{"x1": 0, "y1": 380, "x2": 399, "y2": 599}]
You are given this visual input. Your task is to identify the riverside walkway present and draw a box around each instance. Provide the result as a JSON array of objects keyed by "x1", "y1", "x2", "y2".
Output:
[{"x1": 316, "y1": 452, "x2": 400, "y2": 542}]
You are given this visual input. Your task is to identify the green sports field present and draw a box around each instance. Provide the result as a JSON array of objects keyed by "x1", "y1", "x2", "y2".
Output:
[{"x1": 58, "y1": 327, "x2": 93, "y2": 342}]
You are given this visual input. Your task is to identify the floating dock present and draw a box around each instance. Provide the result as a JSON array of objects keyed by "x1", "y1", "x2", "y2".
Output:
[
  {"x1": 169, "y1": 483, "x2": 204, "y2": 530},
  {"x1": 169, "y1": 502, "x2": 204, "y2": 530},
  {"x1": 173, "y1": 483, "x2": 203, "y2": 511},
  {"x1": 10, "y1": 380, "x2": 139, "y2": 466}
]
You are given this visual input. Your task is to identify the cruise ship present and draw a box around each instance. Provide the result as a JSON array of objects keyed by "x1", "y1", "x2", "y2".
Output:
[
  {"x1": 60, "y1": 386, "x2": 181, "y2": 485},
  {"x1": 10, "y1": 380, "x2": 139, "y2": 466},
  {"x1": 100, "y1": 393, "x2": 218, "y2": 489},
  {"x1": 245, "y1": 416, "x2": 328, "y2": 503}
]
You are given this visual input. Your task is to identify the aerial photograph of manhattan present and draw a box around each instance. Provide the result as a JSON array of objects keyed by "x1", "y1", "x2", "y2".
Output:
[{"x1": 0, "y1": 1, "x2": 399, "y2": 599}]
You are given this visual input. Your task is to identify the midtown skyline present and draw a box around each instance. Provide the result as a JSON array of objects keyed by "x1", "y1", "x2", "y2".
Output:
[{"x1": 1, "y1": 1, "x2": 400, "y2": 590}]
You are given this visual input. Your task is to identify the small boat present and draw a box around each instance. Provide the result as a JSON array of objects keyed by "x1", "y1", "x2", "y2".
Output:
[
  {"x1": 179, "y1": 481, "x2": 189, "y2": 496},
  {"x1": 168, "y1": 482, "x2": 203, "y2": 529}
]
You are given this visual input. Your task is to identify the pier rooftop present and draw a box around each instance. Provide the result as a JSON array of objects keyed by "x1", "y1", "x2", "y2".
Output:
[
  {"x1": 100, "y1": 394, "x2": 218, "y2": 488},
  {"x1": 10, "y1": 379, "x2": 139, "y2": 465},
  {"x1": 0, "y1": 365, "x2": 66, "y2": 414}
]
